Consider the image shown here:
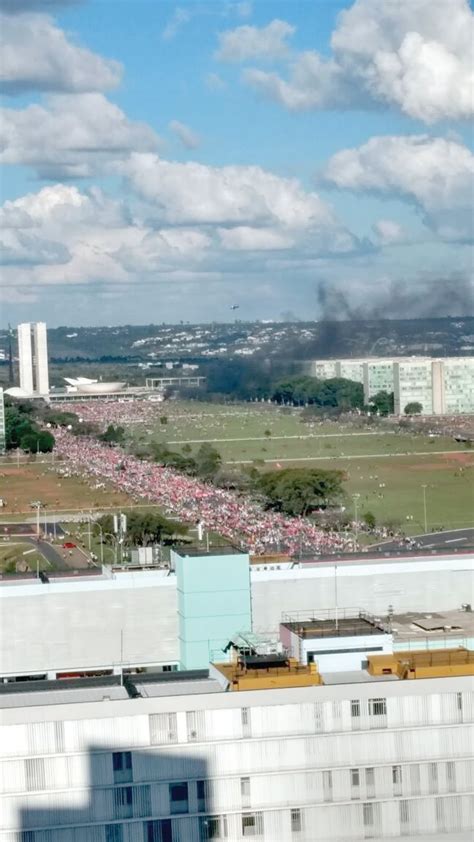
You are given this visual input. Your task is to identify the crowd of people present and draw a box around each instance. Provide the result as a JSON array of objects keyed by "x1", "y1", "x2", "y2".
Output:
[{"x1": 53, "y1": 428, "x2": 355, "y2": 556}]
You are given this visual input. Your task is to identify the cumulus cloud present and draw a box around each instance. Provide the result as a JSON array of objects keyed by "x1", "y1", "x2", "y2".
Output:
[
  {"x1": 372, "y1": 219, "x2": 405, "y2": 245},
  {"x1": 0, "y1": 93, "x2": 159, "y2": 178},
  {"x1": 0, "y1": 163, "x2": 360, "y2": 302},
  {"x1": 162, "y1": 7, "x2": 191, "y2": 41},
  {"x1": 323, "y1": 135, "x2": 474, "y2": 240},
  {"x1": 169, "y1": 120, "x2": 201, "y2": 150},
  {"x1": 216, "y1": 19, "x2": 295, "y2": 62},
  {"x1": 242, "y1": 0, "x2": 474, "y2": 122},
  {"x1": 205, "y1": 72, "x2": 227, "y2": 91},
  {"x1": 0, "y1": 12, "x2": 121, "y2": 94},
  {"x1": 0, "y1": 231, "x2": 70, "y2": 266}
]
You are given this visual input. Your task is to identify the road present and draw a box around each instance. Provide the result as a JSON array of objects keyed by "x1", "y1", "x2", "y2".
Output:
[{"x1": 374, "y1": 528, "x2": 474, "y2": 551}]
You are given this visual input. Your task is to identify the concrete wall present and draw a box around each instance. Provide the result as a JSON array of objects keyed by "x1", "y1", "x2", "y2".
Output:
[
  {"x1": 0, "y1": 572, "x2": 178, "y2": 678},
  {"x1": 251, "y1": 556, "x2": 473, "y2": 634},
  {"x1": 174, "y1": 550, "x2": 251, "y2": 670}
]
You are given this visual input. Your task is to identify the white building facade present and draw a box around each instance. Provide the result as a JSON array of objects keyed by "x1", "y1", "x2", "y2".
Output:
[
  {"x1": 0, "y1": 387, "x2": 5, "y2": 453},
  {"x1": 17, "y1": 322, "x2": 49, "y2": 396},
  {"x1": 0, "y1": 675, "x2": 472, "y2": 841},
  {"x1": 0, "y1": 553, "x2": 472, "y2": 681}
]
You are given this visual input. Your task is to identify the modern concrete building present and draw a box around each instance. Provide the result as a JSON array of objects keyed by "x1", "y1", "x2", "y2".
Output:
[
  {"x1": 1, "y1": 549, "x2": 472, "y2": 682},
  {"x1": 0, "y1": 650, "x2": 473, "y2": 841},
  {"x1": 17, "y1": 322, "x2": 49, "y2": 396},
  {"x1": 309, "y1": 356, "x2": 474, "y2": 415},
  {"x1": 0, "y1": 387, "x2": 5, "y2": 453}
]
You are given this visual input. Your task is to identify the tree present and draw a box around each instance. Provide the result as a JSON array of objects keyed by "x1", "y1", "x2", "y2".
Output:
[
  {"x1": 404, "y1": 402, "x2": 423, "y2": 415},
  {"x1": 160, "y1": 416, "x2": 168, "y2": 425},
  {"x1": 363, "y1": 511, "x2": 376, "y2": 529},
  {"x1": 194, "y1": 442, "x2": 221, "y2": 480},
  {"x1": 99, "y1": 424, "x2": 125, "y2": 444},
  {"x1": 258, "y1": 468, "x2": 345, "y2": 516},
  {"x1": 271, "y1": 376, "x2": 364, "y2": 410},
  {"x1": 96, "y1": 512, "x2": 186, "y2": 547},
  {"x1": 368, "y1": 391, "x2": 394, "y2": 416},
  {"x1": 20, "y1": 430, "x2": 55, "y2": 453}
]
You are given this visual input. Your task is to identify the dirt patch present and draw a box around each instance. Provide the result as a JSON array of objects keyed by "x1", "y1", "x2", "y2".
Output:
[{"x1": 1, "y1": 464, "x2": 133, "y2": 515}]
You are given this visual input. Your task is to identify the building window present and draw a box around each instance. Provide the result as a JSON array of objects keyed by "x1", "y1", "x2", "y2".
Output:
[
  {"x1": 242, "y1": 813, "x2": 263, "y2": 837},
  {"x1": 146, "y1": 819, "x2": 172, "y2": 842},
  {"x1": 365, "y1": 767, "x2": 375, "y2": 798},
  {"x1": 291, "y1": 808, "x2": 302, "y2": 833},
  {"x1": 457, "y1": 692, "x2": 463, "y2": 713},
  {"x1": 392, "y1": 764, "x2": 402, "y2": 795},
  {"x1": 149, "y1": 713, "x2": 177, "y2": 745},
  {"x1": 241, "y1": 707, "x2": 251, "y2": 736},
  {"x1": 186, "y1": 710, "x2": 205, "y2": 741},
  {"x1": 351, "y1": 768, "x2": 360, "y2": 792},
  {"x1": 322, "y1": 770, "x2": 333, "y2": 802},
  {"x1": 399, "y1": 800, "x2": 409, "y2": 831},
  {"x1": 428, "y1": 763, "x2": 438, "y2": 794},
  {"x1": 351, "y1": 699, "x2": 361, "y2": 717},
  {"x1": 105, "y1": 826, "x2": 123, "y2": 842},
  {"x1": 241, "y1": 776, "x2": 251, "y2": 807},
  {"x1": 363, "y1": 803, "x2": 374, "y2": 835},
  {"x1": 197, "y1": 779, "x2": 208, "y2": 812},
  {"x1": 169, "y1": 781, "x2": 189, "y2": 814},
  {"x1": 200, "y1": 816, "x2": 228, "y2": 840},
  {"x1": 368, "y1": 698, "x2": 386, "y2": 716},
  {"x1": 446, "y1": 761, "x2": 456, "y2": 792},
  {"x1": 25, "y1": 758, "x2": 46, "y2": 792},
  {"x1": 112, "y1": 751, "x2": 133, "y2": 784},
  {"x1": 114, "y1": 786, "x2": 133, "y2": 819}
]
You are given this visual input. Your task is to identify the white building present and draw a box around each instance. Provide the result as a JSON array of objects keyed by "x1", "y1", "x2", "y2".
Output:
[
  {"x1": 0, "y1": 551, "x2": 472, "y2": 682},
  {"x1": 17, "y1": 322, "x2": 49, "y2": 396},
  {"x1": 0, "y1": 657, "x2": 472, "y2": 842},
  {"x1": 309, "y1": 356, "x2": 474, "y2": 415}
]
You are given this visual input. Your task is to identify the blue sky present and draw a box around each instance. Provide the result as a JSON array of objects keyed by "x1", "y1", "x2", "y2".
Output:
[{"x1": 0, "y1": 0, "x2": 472, "y2": 326}]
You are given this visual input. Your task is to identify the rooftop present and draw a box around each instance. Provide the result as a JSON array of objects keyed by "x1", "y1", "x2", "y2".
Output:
[
  {"x1": 390, "y1": 609, "x2": 474, "y2": 642},
  {"x1": 282, "y1": 614, "x2": 388, "y2": 640},
  {"x1": 172, "y1": 546, "x2": 246, "y2": 558}
]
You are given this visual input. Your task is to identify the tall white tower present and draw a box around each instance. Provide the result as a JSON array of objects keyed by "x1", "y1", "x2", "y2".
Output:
[{"x1": 17, "y1": 322, "x2": 49, "y2": 395}]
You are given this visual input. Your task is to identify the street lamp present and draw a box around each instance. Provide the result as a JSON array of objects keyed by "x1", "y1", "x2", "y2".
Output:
[
  {"x1": 352, "y1": 493, "x2": 361, "y2": 542},
  {"x1": 421, "y1": 484, "x2": 428, "y2": 533},
  {"x1": 30, "y1": 500, "x2": 43, "y2": 538}
]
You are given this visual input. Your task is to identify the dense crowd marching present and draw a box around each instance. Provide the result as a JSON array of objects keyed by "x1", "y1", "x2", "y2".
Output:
[{"x1": 53, "y1": 428, "x2": 355, "y2": 556}]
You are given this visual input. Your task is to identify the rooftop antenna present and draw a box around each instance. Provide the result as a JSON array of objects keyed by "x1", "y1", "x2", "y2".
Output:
[{"x1": 7, "y1": 323, "x2": 14, "y2": 384}]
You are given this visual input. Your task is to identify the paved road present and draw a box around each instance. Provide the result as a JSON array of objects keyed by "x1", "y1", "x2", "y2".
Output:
[
  {"x1": 374, "y1": 528, "x2": 474, "y2": 551},
  {"x1": 0, "y1": 521, "x2": 65, "y2": 538}
]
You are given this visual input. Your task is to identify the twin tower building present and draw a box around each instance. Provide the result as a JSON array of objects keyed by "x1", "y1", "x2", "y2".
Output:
[{"x1": 17, "y1": 321, "x2": 49, "y2": 397}]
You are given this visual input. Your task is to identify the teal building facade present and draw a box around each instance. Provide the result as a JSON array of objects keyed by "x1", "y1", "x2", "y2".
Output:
[{"x1": 172, "y1": 547, "x2": 252, "y2": 670}]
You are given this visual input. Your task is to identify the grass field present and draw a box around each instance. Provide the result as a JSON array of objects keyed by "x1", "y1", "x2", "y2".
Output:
[
  {"x1": 0, "y1": 542, "x2": 50, "y2": 574},
  {"x1": 0, "y1": 464, "x2": 134, "y2": 516},
  {"x1": 127, "y1": 401, "x2": 474, "y2": 535}
]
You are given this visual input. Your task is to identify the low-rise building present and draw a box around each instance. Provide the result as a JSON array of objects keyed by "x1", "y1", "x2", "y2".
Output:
[{"x1": 0, "y1": 650, "x2": 472, "y2": 841}]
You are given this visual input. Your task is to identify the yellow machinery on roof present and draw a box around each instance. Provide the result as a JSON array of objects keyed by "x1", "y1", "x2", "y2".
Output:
[
  {"x1": 214, "y1": 657, "x2": 323, "y2": 691},
  {"x1": 368, "y1": 647, "x2": 474, "y2": 679}
]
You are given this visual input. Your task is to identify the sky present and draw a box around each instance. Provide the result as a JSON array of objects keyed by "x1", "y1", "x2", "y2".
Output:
[{"x1": 0, "y1": 0, "x2": 473, "y2": 327}]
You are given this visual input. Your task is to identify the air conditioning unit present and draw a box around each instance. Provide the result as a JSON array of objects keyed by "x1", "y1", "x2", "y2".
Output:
[
  {"x1": 168, "y1": 732, "x2": 177, "y2": 742},
  {"x1": 189, "y1": 730, "x2": 198, "y2": 740}
]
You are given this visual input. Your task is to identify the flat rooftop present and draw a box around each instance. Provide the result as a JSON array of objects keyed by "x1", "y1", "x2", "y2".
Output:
[
  {"x1": 172, "y1": 546, "x2": 246, "y2": 558},
  {"x1": 391, "y1": 609, "x2": 474, "y2": 642},
  {"x1": 282, "y1": 616, "x2": 387, "y2": 639}
]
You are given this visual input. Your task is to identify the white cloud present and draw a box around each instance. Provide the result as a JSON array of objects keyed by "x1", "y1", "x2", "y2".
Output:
[
  {"x1": 120, "y1": 153, "x2": 342, "y2": 232},
  {"x1": 205, "y1": 72, "x2": 227, "y2": 91},
  {"x1": 0, "y1": 231, "x2": 70, "y2": 265},
  {"x1": 162, "y1": 7, "x2": 191, "y2": 41},
  {"x1": 323, "y1": 135, "x2": 474, "y2": 240},
  {"x1": 0, "y1": 93, "x2": 159, "y2": 178},
  {"x1": 0, "y1": 12, "x2": 121, "y2": 94},
  {"x1": 243, "y1": 0, "x2": 474, "y2": 122},
  {"x1": 169, "y1": 119, "x2": 201, "y2": 150},
  {"x1": 372, "y1": 219, "x2": 405, "y2": 245},
  {"x1": 216, "y1": 19, "x2": 295, "y2": 62},
  {"x1": 218, "y1": 226, "x2": 294, "y2": 251}
]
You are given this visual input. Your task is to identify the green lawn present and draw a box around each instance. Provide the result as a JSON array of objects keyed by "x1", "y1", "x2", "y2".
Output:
[
  {"x1": 125, "y1": 400, "x2": 474, "y2": 535},
  {"x1": 316, "y1": 453, "x2": 474, "y2": 535},
  {"x1": 0, "y1": 542, "x2": 51, "y2": 574}
]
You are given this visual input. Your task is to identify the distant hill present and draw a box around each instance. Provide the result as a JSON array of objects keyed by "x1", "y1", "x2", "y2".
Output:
[{"x1": 0, "y1": 318, "x2": 473, "y2": 363}]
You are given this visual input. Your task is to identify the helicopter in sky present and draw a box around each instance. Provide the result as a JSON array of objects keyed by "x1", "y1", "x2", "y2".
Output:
[{"x1": 230, "y1": 304, "x2": 239, "y2": 311}]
